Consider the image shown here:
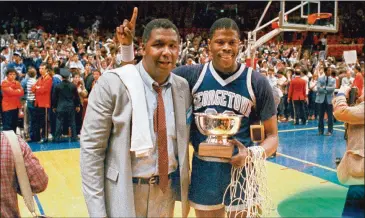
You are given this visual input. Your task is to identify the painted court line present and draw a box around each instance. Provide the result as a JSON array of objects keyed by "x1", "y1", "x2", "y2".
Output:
[
  {"x1": 277, "y1": 152, "x2": 337, "y2": 173},
  {"x1": 278, "y1": 127, "x2": 345, "y2": 133},
  {"x1": 277, "y1": 123, "x2": 345, "y2": 133},
  {"x1": 278, "y1": 127, "x2": 317, "y2": 132}
]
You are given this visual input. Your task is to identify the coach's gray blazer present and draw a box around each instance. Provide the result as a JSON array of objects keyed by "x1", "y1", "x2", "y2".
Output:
[
  {"x1": 315, "y1": 76, "x2": 336, "y2": 104},
  {"x1": 80, "y1": 70, "x2": 191, "y2": 217}
]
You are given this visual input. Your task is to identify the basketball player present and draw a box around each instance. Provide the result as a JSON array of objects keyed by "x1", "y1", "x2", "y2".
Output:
[
  {"x1": 117, "y1": 15, "x2": 278, "y2": 218},
  {"x1": 173, "y1": 18, "x2": 279, "y2": 218}
]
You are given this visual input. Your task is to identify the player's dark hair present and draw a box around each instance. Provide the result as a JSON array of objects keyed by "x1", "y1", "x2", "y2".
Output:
[
  {"x1": 142, "y1": 19, "x2": 180, "y2": 44},
  {"x1": 209, "y1": 18, "x2": 240, "y2": 39}
]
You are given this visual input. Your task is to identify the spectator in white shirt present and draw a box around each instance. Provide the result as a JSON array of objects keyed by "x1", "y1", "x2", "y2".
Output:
[
  {"x1": 341, "y1": 70, "x2": 354, "y2": 87},
  {"x1": 267, "y1": 67, "x2": 278, "y2": 87}
]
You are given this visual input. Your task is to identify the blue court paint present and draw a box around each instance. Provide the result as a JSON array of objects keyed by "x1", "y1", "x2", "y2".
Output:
[
  {"x1": 29, "y1": 140, "x2": 80, "y2": 152},
  {"x1": 276, "y1": 125, "x2": 346, "y2": 169},
  {"x1": 34, "y1": 195, "x2": 45, "y2": 215},
  {"x1": 267, "y1": 120, "x2": 347, "y2": 186}
]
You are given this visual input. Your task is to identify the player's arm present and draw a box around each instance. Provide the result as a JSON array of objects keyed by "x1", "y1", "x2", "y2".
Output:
[
  {"x1": 261, "y1": 115, "x2": 279, "y2": 157},
  {"x1": 255, "y1": 73, "x2": 279, "y2": 157},
  {"x1": 231, "y1": 72, "x2": 278, "y2": 167}
]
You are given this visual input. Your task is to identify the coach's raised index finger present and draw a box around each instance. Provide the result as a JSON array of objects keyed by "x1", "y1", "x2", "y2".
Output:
[{"x1": 129, "y1": 7, "x2": 138, "y2": 29}]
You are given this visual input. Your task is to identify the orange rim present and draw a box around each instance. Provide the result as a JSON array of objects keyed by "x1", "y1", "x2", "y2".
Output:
[
  {"x1": 307, "y1": 13, "x2": 332, "y2": 25},
  {"x1": 272, "y1": 22, "x2": 279, "y2": 29}
]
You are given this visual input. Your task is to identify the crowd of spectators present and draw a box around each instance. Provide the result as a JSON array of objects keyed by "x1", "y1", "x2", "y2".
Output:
[{"x1": 0, "y1": 2, "x2": 364, "y2": 142}]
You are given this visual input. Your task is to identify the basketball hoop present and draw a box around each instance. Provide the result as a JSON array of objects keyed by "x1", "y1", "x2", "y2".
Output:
[
  {"x1": 307, "y1": 13, "x2": 332, "y2": 25},
  {"x1": 272, "y1": 15, "x2": 286, "y2": 29},
  {"x1": 271, "y1": 22, "x2": 279, "y2": 29}
]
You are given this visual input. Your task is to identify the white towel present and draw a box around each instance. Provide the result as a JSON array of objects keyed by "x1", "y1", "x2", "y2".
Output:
[{"x1": 104, "y1": 64, "x2": 153, "y2": 157}]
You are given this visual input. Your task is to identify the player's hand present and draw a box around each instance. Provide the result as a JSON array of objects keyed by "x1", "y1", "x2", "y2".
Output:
[
  {"x1": 230, "y1": 139, "x2": 249, "y2": 168},
  {"x1": 76, "y1": 107, "x2": 81, "y2": 113},
  {"x1": 116, "y1": 7, "x2": 138, "y2": 46}
]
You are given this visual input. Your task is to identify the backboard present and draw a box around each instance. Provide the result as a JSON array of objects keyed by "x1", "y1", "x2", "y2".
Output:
[
  {"x1": 245, "y1": 0, "x2": 338, "y2": 63},
  {"x1": 279, "y1": 1, "x2": 338, "y2": 33}
]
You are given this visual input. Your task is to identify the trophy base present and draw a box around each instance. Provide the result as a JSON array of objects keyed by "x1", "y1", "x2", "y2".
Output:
[{"x1": 198, "y1": 142, "x2": 234, "y2": 159}]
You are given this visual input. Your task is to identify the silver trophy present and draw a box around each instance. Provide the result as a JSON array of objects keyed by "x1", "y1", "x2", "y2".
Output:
[{"x1": 195, "y1": 110, "x2": 243, "y2": 158}]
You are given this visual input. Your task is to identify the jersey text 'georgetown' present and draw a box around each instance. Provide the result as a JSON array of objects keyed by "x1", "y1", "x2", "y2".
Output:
[{"x1": 191, "y1": 61, "x2": 256, "y2": 151}]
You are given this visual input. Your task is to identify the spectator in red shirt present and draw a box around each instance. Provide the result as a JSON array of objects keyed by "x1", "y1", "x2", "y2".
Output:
[
  {"x1": 31, "y1": 63, "x2": 53, "y2": 143},
  {"x1": 288, "y1": 69, "x2": 308, "y2": 125},
  {"x1": 0, "y1": 132, "x2": 48, "y2": 218},
  {"x1": 1, "y1": 68, "x2": 24, "y2": 132},
  {"x1": 352, "y1": 66, "x2": 364, "y2": 97}
]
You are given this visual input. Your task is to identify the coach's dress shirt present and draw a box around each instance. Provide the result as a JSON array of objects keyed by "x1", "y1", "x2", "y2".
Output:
[{"x1": 131, "y1": 62, "x2": 178, "y2": 178}]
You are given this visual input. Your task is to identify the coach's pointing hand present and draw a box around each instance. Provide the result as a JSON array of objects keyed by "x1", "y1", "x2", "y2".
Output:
[{"x1": 116, "y1": 7, "x2": 138, "y2": 45}]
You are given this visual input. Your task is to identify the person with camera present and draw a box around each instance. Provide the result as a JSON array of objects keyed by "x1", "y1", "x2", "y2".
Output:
[
  {"x1": 332, "y1": 85, "x2": 364, "y2": 218},
  {"x1": 0, "y1": 131, "x2": 48, "y2": 217}
]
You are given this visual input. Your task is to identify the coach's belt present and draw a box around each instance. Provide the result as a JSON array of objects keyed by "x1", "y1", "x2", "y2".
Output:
[{"x1": 132, "y1": 174, "x2": 173, "y2": 185}]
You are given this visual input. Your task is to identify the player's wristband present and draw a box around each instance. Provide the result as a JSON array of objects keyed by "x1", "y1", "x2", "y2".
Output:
[
  {"x1": 120, "y1": 43, "x2": 135, "y2": 62},
  {"x1": 336, "y1": 93, "x2": 345, "y2": 97}
]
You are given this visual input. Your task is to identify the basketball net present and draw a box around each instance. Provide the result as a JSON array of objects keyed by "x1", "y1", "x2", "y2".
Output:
[{"x1": 223, "y1": 146, "x2": 274, "y2": 218}]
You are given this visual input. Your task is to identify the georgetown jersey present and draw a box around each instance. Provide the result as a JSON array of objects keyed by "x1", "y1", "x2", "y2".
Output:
[{"x1": 191, "y1": 61, "x2": 256, "y2": 151}]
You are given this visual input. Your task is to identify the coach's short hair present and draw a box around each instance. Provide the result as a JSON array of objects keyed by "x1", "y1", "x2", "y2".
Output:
[
  {"x1": 142, "y1": 19, "x2": 179, "y2": 44},
  {"x1": 209, "y1": 18, "x2": 240, "y2": 39}
]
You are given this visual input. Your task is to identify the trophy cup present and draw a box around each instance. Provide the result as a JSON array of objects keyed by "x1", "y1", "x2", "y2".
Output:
[{"x1": 195, "y1": 111, "x2": 243, "y2": 159}]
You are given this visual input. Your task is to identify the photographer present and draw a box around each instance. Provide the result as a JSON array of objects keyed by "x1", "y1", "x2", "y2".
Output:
[{"x1": 332, "y1": 85, "x2": 364, "y2": 218}]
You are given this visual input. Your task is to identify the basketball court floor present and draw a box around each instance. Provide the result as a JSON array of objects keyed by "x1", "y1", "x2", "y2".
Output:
[{"x1": 19, "y1": 120, "x2": 349, "y2": 217}]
